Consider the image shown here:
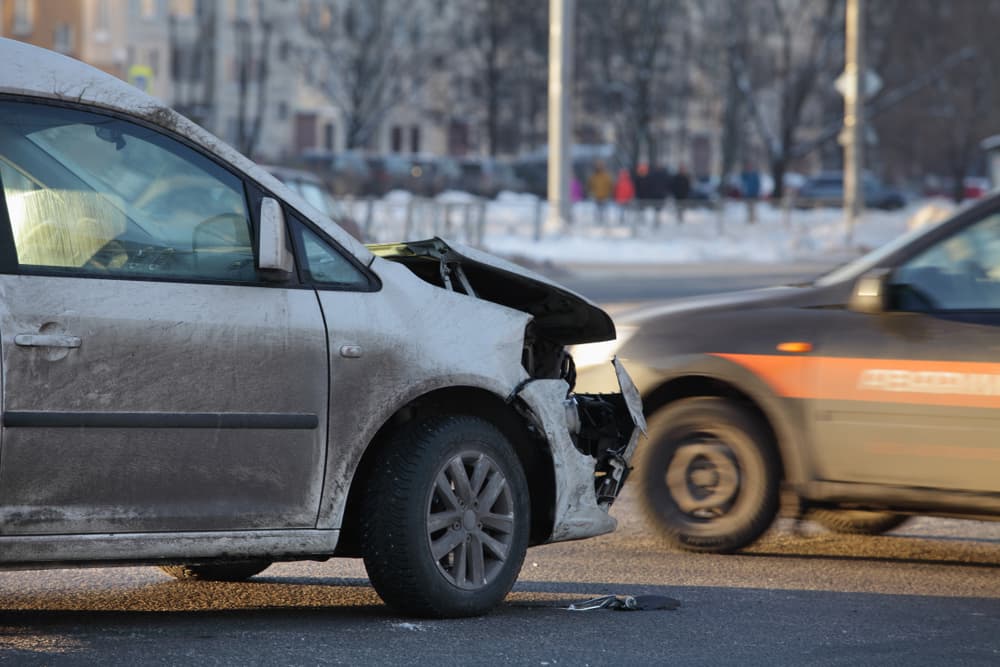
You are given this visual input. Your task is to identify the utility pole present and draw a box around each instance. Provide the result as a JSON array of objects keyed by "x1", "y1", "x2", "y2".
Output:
[
  {"x1": 546, "y1": 0, "x2": 574, "y2": 234},
  {"x1": 843, "y1": 0, "x2": 864, "y2": 244}
]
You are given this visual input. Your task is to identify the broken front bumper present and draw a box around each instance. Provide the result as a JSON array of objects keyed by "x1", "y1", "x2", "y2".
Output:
[{"x1": 516, "y1": 359, "x2": 647, "y2": 543}]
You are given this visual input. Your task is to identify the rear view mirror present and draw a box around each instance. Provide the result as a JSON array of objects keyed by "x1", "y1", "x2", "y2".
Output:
[
  {"x1": 848, "y1": 269, "x2": 891, "y2": 314},
  {"x1": 258, "y1": 197, "x2": 294, "y2": 275}
]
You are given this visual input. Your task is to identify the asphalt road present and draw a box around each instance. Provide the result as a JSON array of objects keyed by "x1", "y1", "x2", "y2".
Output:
[
  {"x1": 2, "y1": 262, "x2": 998, "y2": 665},
  {"x1": 2, "y1": 488, "x2": 998, "y2": 666}
]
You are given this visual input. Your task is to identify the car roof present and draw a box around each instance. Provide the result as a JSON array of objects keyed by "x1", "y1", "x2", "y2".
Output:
[
  {"x1": 261, "y1": 165, "x2": 324, "y2": 186},
  {"x1": 0, "y1": 38, "x2": 372, "y2": 262}
]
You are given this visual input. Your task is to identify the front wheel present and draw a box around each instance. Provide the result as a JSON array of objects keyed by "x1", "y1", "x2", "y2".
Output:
[
  {"x1": 639, "y1": 398, "x2": 780, "y2": 553},
  {"x1": 360, "y1": 416, "x2": 530, "y2": 618},
  {"x1": 808, "y1": 509, "x2": 910, "y2": 535}
]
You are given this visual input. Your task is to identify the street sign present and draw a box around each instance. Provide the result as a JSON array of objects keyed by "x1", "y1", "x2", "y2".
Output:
[
  {"x1": 128, "y1": 64, "x2": 154, "y2": 94},
  {"x1": 835, "y1": 68, "x2": 882, "y2": 98}
]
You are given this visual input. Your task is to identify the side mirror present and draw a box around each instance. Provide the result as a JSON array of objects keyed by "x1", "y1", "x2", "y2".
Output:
[
  {"x1": 258, "y1": 197, "x2": 294, "y2": 275},
  {"x1": 848, "y1": 268, "x2": 892, "y2": 314}
]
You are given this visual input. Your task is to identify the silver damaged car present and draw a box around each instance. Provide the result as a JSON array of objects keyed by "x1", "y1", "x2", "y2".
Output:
[{"x1": 0, "y1": 39, "x2": 644, "y2": 617}]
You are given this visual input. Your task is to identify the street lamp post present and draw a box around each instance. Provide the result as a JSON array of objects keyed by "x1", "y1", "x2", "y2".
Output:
[
  {"x1": 843, "y1": 0, "x2": 865, "y2": 244},
  {"x1": 546, "y1": 0, "x2": 574, "y2": 235}
]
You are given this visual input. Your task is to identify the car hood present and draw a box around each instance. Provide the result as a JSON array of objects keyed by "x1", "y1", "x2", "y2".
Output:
[
  {"x1": 618, "y1": 285, "x2": 819, "y2": 327},
  {"x1": 368, "y1": 238, "x2": 615, "y2": 345}
]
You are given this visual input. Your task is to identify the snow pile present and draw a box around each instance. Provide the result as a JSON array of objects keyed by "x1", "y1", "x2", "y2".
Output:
[
  {"x1": 435, "y1": 190, "x2": 481, "y2": 204},
  {"x1": 349, "y1": 193, "x2": 940, "y2": 265}
]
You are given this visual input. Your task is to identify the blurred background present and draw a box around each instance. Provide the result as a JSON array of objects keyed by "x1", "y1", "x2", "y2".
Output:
[{"x1": 4, "y1": 0, "x2": 998, "y2": 260}]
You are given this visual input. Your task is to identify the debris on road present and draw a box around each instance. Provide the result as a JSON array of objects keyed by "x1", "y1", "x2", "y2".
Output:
[{"x1": 566, "y1": 594, "x2": 680, "y2": 611}]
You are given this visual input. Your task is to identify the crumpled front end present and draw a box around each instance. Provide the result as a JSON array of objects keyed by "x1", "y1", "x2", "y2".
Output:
[
  {"x1": 370, "y1": 237, "x2": 646, "y2": 543},
  {"x1": 515, "y1": 359, "x2": 646, "y2": 543}
]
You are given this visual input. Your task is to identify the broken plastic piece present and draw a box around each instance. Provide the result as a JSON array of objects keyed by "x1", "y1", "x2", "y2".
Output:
[
  {"x1": 567, "y1": 595, "x2": 621, "y2": 611},
  {"x1": 567, "y1": 594, "x2": 680, "y2": 611}
]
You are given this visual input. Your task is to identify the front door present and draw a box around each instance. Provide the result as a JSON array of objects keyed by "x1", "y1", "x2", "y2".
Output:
[
  {"x1": 811, "y1": 210, "x2": 1000, "y2": 493},
  {"x1": 0, "y1": 99, "x2": 329, "y2": 534}
]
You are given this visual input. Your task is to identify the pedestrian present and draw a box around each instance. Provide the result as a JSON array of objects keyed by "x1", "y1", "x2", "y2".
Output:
[
  {"x1": 586, "y1": 159, "x2": 613, "y2": 224},
  {"x1": 634, "y1": 163, "x2": 649, "y2": 201},
  {"x1": 670, "y1": 164, "x2": 691, "y2": 224},
  {"x1": 614, "y1": 168, "x2": 636, "y2": 226},
  {"x1": 570, "y1": 175, "x2": 583, "y2": 202},
  {"x1": 740, "y1": 162, "x2": 762, "y2": 224},
  {"x1": 614, "y1": 168, "x2": 635, "y2": 204},
  {"x1": 647, "y1": 163, "x2": 671, "y2": 227}
]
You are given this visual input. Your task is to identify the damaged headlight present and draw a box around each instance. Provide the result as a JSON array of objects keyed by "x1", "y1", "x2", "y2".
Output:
[{"x1": 569, "y1": 326, "x2": 636, "y2": 370}]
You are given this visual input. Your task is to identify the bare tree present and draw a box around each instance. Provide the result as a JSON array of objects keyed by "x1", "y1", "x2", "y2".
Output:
[
  {"x1": 233, "y1": 2, "x2": 275, "y2": 158},
  {"x1": 301, "y1": 0, "x2": 431, "y2": 150},
  {"x1": 168, "y1": 2, "x2": 217, "y2": 129},
  {"x1": 731, "y1": 0, "x2": 842, "y2": 198},
  {"x1": 873, "y1": 0, "x2": 1000, "y2": 201},
  {"x1": 169, "y1": 1, "x2": 274, "y2": 158},
  {"x1": 577, "y1": 0, "x2": 686, "y2": 169},
  {"x1": 689, "y1": 0, "x2": 752, "y2": 182},
  {"x1": 445, "y1": 1, "x2": 548, "y2": 156}
]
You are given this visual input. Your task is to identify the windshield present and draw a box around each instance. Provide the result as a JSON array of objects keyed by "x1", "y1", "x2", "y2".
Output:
[{"x1": 813, "y1": 215, "x2": 960, "y2": 287}]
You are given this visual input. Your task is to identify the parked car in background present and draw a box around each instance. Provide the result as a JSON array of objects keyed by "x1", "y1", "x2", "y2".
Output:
[
  {"x1": 512, "y1": 158, "x2": 548, "y2": 198},
  {"x1": 494, "y1": 160, "x2": 526, "y2": 195},
  {"x1": 0, "y1": 37, "x2": 643, "y2": 618},
  {"x1": 300, "y1": 149, "x2": 372, "y2": 197},
  {"x1": 923, "y1": 176, "x2": 991, "y2": 201},
  {"x1": 263, "y1": 165, "x2": 364, "y2": 241},
  {"x1": 459, "y1": 157, "x2": 526, "y2": 198},
  {"x1": 459, "y1": 157, "x2": 502, "y2": 198},
  {"x1": 686, "y1": 177, "x2": 719, "y2": 207},
  {"x1": 408, "y1": 154, "x2": 463, "y2": 196},
  {"x1": 365, "y1": 154, "x2": 415, "y2": 196},
  {"x1": 796, "y1": 172, "x2": 906, "y2": 210}
]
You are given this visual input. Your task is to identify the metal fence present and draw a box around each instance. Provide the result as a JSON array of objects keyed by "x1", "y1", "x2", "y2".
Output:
[{"x1": 337, "y1": 195, "x2": 800, "y2": 245}]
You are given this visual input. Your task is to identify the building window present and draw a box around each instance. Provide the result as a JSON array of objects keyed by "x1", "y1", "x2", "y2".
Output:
[
  {"x1": 277, "y1": 101, "x2": 288, "y2": 121},
  {"x1": 391, "y1": 126, "x2": 403, "y2": 153},
  {"x1": 94, "y1": 0, "x2": 111, "y2": 42},
  {"x1": 410, "y1": 125, "x2": 421, "y2": 154},
  {"x1": 53, "y1": 24, "x2": 74, "y2": 54},
  {"x1": 12, "y1": 0, "x2": 34, "y2": 35},
  {"x1": 173, "y1": 0, "x2": 195, "y2": 18}
]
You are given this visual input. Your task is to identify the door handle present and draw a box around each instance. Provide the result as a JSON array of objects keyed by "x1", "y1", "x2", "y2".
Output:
[{"x1": 14, "y1": 334, "x2": 82, "y2": 348}]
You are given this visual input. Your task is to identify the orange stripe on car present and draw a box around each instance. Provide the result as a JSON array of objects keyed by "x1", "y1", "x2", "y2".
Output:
[{"x1": 712, "y1": 353, "x2": 1000, "y2": 408}]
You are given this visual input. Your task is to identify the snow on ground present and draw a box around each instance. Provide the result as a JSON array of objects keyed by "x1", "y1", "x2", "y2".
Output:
[{"x1": 344, "y1": 192, "x2": 956, "y2": 266}]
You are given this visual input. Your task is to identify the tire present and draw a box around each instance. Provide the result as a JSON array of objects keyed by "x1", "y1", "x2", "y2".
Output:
[
  {"x1": 638, "y1": 397, "x2": 780, "y2": 553},
  {"x1": 158, "y1": 560, "x2": 271, "y2": 582},
  {"x1": 360, "y1": 415, "x2": 530, "y2": 618},
  {"x1": 808, "y1": 509, "x2": 910, "y2": 535}
]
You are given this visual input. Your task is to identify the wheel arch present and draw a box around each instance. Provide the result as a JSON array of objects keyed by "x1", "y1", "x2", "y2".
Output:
[
  {"x1": 641, "y1": 362, "x2": 811, "y2": 487},
  {"x1": 334, "y1": 385, "x2": 556, "y2": 556}
]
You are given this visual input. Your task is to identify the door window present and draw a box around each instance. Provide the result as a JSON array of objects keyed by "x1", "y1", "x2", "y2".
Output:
[
  {"x1": 296, "y1": 225, "x2": 368, "y2": 288},
  {"x1": 0, "y1": 101, "x2": 257, "y2": 282},
  {"x1": 894, "y1": 212, "x2": 1000, "y2": 310}
]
